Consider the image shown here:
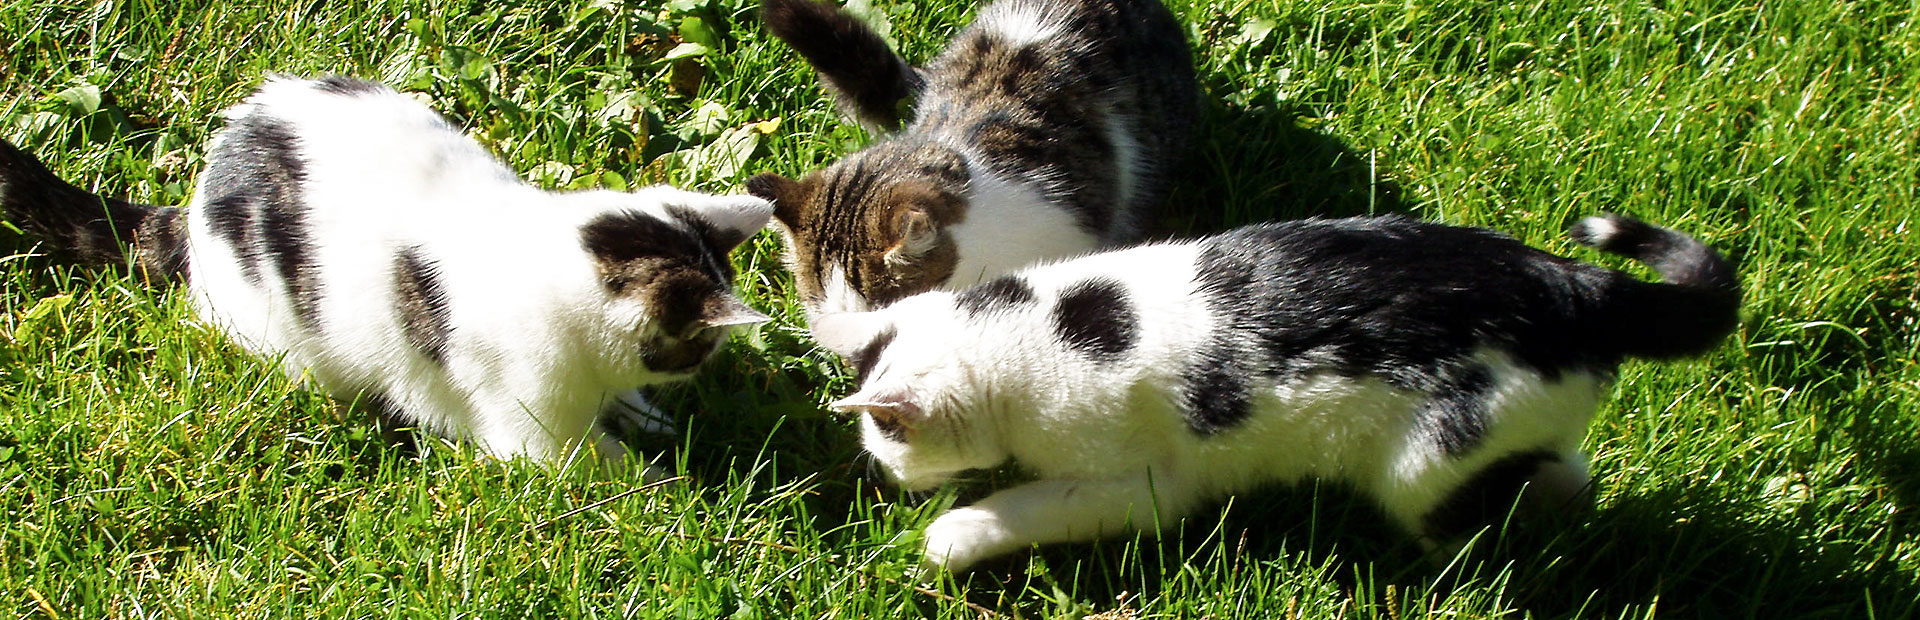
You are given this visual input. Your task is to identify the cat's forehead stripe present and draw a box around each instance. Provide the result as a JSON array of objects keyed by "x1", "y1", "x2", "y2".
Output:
[{"x1": 1049, "y1": 277, "x2": 1136, "y2": 362}]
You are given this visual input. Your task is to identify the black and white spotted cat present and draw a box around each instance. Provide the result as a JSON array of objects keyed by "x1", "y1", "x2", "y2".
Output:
[
  {"x1": 750, "y1": 0, "x2": 1198, "y2": 315},
  {"x1": 0, "y1": 76, "x2": 772, "y2": 466},
  {"x1": 809, "y1": 214, "x2": 1741, "y2": 572}
]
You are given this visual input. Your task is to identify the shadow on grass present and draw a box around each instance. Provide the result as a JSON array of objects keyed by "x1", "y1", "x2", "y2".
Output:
[
  {"x1": 935, "y1": 481, "x2": 1920, "y2": 618},
  {"x1": 1154, "y1": 97, "x2": 1418, "y2": 240}
]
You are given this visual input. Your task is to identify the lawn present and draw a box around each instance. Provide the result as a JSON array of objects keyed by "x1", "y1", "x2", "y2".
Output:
[{"x1": 2, "y1": 0, "x2": 1916, "y2": 617}]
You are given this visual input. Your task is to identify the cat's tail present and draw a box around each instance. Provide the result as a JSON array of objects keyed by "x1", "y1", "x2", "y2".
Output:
[
  {"x1": 1569, "y1": 213, "x2": 1741, "y2": 360},
  {"x1": 762, "y1": 0, "x2": 924, "y2": 133},
  {"x1": 0, "y1": 138, "x2": 188, "y2": 282}
]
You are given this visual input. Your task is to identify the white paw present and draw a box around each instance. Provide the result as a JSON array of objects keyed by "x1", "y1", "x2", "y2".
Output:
[
  {"x1": 604, "y1": 389, "x2": 678, "y2": 435},
  {"x1": 919, "y1": 507, "x2": 1008, "y2": 575}
]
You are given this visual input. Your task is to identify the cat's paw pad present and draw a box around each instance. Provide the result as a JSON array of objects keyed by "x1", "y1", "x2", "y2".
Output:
[
  {"x1": 603, "y1": 389, "x2": 677, "y2": 435},
  {"x1": 920, "y1": 507, "x2": 1007, "y2": 575}
]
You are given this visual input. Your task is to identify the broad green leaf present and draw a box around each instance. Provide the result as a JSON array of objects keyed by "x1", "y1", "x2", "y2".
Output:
[{"x1": 53, "y1": 84, "x2": 102, "y2": 116}]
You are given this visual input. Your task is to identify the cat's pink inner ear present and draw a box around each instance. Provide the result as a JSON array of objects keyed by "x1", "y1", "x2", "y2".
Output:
[
  {"x1": 809, "y1": 311, "x2": 887, "y2": 358},
  {"x1": 886, "y1": 208, "x2": 939, "y2": 261}
]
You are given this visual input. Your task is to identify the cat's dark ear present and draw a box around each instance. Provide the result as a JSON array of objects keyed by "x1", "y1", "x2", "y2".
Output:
[
  {"x1": 883, "y1": 208, "x2": 939, "y2": 266},
  {"x1": 809, "y1": 310, "x2": 890, "y2": 358},
  {"x1": 701, "y1": 294, "x2": 773, "y2": 329},
  {"x1": 746, "y1": 173, "x2": 809, "y2": 231}
]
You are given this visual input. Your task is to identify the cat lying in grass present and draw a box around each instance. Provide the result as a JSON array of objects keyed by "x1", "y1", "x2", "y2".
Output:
[
  {"x1": 810, "y1": 214, "x2": 1740, "y2": 572},
  {"x1": 0, "y1": 76, "x2": 772, "y2": 467}
]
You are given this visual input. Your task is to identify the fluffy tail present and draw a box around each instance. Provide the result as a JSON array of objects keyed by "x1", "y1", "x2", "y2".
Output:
[
  {"x1": 762, "y1": 0, "x2": 924, "y2": 132},
  {"x1": 1569, "y1": 213, "x2": 1741, "y2": 359},
  {"x1": 0, "y1": 138, "x2": 188, "y2": 282}
]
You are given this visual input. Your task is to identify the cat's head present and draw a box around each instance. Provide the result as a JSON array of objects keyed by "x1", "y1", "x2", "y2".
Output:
[
  {"x1": 806, "y1": 293, "x2": 1013, "y2": 490},
  {"x1": 577, "y1": 187, "x2": 775, "y2": 377},
  {"x1": 745, "y1": 140, "x2": 970, "y2": 316}
]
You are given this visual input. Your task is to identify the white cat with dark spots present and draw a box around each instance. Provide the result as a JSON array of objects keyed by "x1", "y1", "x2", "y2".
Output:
[
  {"x1": 809, "y1": 214, "x2": 1741, "y2": 572},
  {"x1": 0, "y1": 76, "x2": 772, "y2": 466}
]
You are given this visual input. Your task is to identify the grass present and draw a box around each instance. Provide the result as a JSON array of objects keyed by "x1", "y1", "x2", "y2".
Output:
[{"x1": 2, "y1": 0, "x2": 1916, "y2": 617}]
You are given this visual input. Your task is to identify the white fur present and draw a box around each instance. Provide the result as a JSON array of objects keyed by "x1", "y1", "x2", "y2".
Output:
[
  {"x1": 977, "y1": 1, "x2": 1066, "y2": 48},
  {"x1": 817, "y1": 241, "x2": 1611, "y2": 572},
  {"x1": 182, "y1": 77, "x2": 771, "y2": 465},
  {"x1": 816, "y1": 262, "x2": 871, "y2": 315},
  {"x1": 942, "y1": 164, "x2": 1102, "y2": 288}
]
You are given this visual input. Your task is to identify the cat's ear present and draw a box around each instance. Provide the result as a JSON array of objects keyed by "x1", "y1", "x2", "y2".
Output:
[
  {"x1": 808, "y1": 310, "x2": 889, "y2": 359},
  {"x1": 883, "y1": 208, "x2": 939, "y2": 266},
  {"x1": 830, "y1": 388, "x2": 923, "y2": 429},
  {"x1": 675, "y1": 195, "x2": 773, "y2": 252},
  {"x1": 701, "y1": 294, "x2": 773, "y2": 328},
  {"x1": 746, "y1": 173, "x2": 810, "y2": 231}
]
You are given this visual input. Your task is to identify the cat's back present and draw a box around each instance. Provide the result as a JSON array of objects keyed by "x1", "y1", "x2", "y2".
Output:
[
  {"x1": 232, "y1": 76, "x2": 520, "y2": 193},
  {"x1": 1193, "y1": 217, "x2": 1612, "y2": 386}
]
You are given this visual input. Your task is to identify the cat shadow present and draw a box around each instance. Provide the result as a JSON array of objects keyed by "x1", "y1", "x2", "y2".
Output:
[
  {"x1": 945, "y1": 482, "x2": 1920, "y2": 618},
  {"x1": 1153, "y1": 97, "x2": 1417, "y2": 239}
]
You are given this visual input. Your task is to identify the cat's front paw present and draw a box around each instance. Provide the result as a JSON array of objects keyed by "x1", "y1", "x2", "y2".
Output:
[{"x1": 919, "y1": 507, "x2": 1009, "y2": 575}]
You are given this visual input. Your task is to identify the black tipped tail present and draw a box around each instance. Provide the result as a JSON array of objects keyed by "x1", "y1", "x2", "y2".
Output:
[
  {"x1": 762, "y1": 0, "x2": 923, "y2": 132},
  {"x1": 1570, "y1": 214, "x2": 1742, "y2": 360},
  {"x1": 0, "y1": 138, "x2": 188, "y2": 282}
]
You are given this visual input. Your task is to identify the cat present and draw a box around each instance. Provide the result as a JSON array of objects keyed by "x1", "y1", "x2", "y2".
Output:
[
  {"x1": 807, "y1": 213, "x2": 1741, "y2": 572},
  {"x1": 750, "y1": 0, "x2": 1198, "y2": 315},
  {"x1": 0, "y1": 75, "x2": 773, "y2": 466}
]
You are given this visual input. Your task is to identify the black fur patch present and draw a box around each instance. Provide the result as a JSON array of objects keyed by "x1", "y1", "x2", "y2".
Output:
[
  {"x1": 1180, "y1": 346, "x2": 1253, "y2": 435},
  {"x1": 1192, "y1": 217, "x2": 1625, "y2": 387},
  {"x1": 198, "y1": 113, "x2": 310, "y2": 298},
  {"x1": 580, "y1": 209, "x2": 736, "y2": 374},
  {"x1": 1421, "y1": 450, "x2": 1556, "y2": 537},
  {"x1": 579, "y1": 210, "x2": 730, "y2": 296},
  {"x1": 313, "y1": 76, "x2": 388, "y2": 96},
  {"x1": 849, "y1": 327, "x2": 898, "y2": 383},
  {"x1": 665, "y1": 204, "x2": 750, "y2": 266},
  {"x1": 202, "y1": 195, "x2": 255, "y2": 280},
  {"x1": 1051, "y1": 277, "x2": 1137, "y2": 362},
  {"x1": 955, "y1": 274, "x2": 1036, "y2": 318},
  {"x1": 393, "y1": 246, "x2": 454, "y2": 366},
  {"x1": 258, "y1": 194, "x2": 321, "y2": 330},
  {"x1": 1418, "y1": 366, "x2": 1495, "y2": 456}
]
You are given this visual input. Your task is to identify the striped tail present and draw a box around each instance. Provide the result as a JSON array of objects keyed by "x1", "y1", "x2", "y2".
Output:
[
  {"x1": 1569, "y1": 213, "x2": 1741, "y2": 360},
  {"x1": 761, "y1": 0, "x2": 924, "y2": 132},
  {"x1": 0, "y1": 138, "x2": 188, "y2": 282}
]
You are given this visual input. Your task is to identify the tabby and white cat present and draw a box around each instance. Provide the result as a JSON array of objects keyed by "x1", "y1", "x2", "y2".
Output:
[
  {"x1": 751, "y1": 0, "x2": 1198, "y2": 315},
  {"x1": 810, "y1": 214, "x2": 1741, "y2": 572},
  {"x1": 0, "y1": 76, "x2": 772, "y2": 465}
]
